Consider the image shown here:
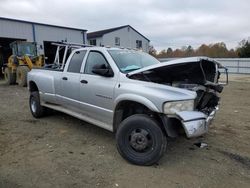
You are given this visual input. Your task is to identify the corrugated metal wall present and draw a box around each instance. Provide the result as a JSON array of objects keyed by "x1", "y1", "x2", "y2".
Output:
[
  {"x1": 0, "y1": 18, "x2": 86, "y2": 54},
  {"x1": 34, "y1": 25, "x2": 85, "y2": 54},
  {"x1": 0, "y1": 19, "x2": 33, "y2": 41},
  {"x1": 214, "y1": 58, "x2": 250, "y2": 74}
]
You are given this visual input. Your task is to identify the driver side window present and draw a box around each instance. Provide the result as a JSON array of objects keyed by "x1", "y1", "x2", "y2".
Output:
[{"x1": 84, "y1": 51, "x2": 109, "y2": 75}]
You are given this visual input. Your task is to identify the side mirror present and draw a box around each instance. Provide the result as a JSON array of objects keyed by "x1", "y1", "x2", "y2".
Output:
[{"x1": 92, "y1": 64, "x2": 114, "y2": 77}]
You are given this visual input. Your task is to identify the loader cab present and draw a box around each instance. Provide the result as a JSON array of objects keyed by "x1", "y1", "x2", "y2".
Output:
[{"x1": 10, "y1": 41, "x2": 37, "y2": 57}]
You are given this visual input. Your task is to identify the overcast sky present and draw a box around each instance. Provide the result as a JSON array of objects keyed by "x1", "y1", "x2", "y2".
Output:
[{"x1": 0, "y1": 0, "x2": 249, "y2": 51}]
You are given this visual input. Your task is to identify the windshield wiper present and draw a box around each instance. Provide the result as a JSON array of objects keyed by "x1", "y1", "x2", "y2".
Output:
[{"x1": 123, "y1": 68, "x2": 142, "y2": 73}]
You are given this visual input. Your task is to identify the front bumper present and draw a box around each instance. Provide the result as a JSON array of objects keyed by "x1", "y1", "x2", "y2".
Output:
[{"x1": 176, "y1": 106, "x2": 219, "y2": 138}]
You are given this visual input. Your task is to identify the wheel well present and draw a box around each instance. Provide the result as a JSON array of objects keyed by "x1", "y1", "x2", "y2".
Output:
[
  {"x1": 29, "y1": 81, "x2": 39, "y2": 92},
  {"x1": 160, "y1": 116, "x2": 185, "y2": 138},
  {"x1": 113, "y1": 100, "x2": 164, "y2": 133}
]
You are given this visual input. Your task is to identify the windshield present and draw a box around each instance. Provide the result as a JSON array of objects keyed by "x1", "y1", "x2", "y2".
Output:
[
  {"x1": 108, "y1": 50, "x2": 159, "y2": 73},
  {"x1": 18, "y1": 43, "x2": 37, "y2": 56}
]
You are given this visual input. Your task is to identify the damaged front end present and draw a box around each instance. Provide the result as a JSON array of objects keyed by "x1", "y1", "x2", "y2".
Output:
[{"x1": 128, "y1": 57, "x2": 228, "y2": 138}]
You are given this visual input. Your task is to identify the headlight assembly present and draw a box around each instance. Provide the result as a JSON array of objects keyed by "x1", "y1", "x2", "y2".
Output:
[{"x1": 163, "y1": 100, "x2": 194, "y2": 114}]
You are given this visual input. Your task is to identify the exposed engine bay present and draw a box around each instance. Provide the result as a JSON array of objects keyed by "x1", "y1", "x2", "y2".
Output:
[{"x1": 128, "y1": 58, "x2": 228, "y2": 115}]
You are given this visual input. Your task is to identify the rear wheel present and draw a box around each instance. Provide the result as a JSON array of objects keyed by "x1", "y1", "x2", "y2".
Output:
[
  {"x1": 29, "y1": 91, "x2": 46, "y2": 118},
  {"x1": 116, "y1": 114, "x2": 167, "y2": 166},
  {"x1": 4, "y1": 67, "x2": 16, "y2": 85},
  {"x1": 16, "y1": 66, "x2": 29, "y2": 87}
]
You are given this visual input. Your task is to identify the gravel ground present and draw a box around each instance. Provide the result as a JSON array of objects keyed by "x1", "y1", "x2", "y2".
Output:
[{"x1": 0, "y1": 75, "x2": 250, "y2": 188}]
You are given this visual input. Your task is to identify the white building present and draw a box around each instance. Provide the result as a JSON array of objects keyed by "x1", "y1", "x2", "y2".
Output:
[
  {"x1": 87, "y1": 25, "x2": 150, "y2": 52},
  {"x1": 0, "y1": 17, "x2": 87, "y2": 64}
]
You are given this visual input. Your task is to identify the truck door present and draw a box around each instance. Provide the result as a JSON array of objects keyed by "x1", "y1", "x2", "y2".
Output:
[
  {"x1": 79, "y1": 50, "x2": 117, "y2": 125},
  {"x1": 57, "y1": 50, "x2": 87, "y2": 111}
]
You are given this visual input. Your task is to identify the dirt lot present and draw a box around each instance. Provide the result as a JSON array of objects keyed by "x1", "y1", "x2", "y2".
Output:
[{"x1": 0, "y1": 75, "x2": 250, "y2": 188}]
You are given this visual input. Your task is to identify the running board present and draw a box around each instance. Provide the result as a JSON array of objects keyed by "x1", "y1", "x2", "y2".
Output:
[{"x1": 42, "y1": 103, "x2": 113, "y2": 132}]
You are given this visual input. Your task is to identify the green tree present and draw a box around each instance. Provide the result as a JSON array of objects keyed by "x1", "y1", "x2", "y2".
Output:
[
  {"x1": 237, "y1": 39, "x2": 250, "y2": 57},
  {"x1": 166, "y1": 48, "x2": 173, "y2": 57},
  {"x1": 185, "y1": 45, "x2": 194, "y2": 57}
]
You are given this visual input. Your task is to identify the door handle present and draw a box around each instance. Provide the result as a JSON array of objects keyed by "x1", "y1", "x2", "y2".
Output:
[
  {"x1": 62, "y1": 77, "x2": 68, "y2": 80},
  {"x1": 80, "y1": 80, "x2": 88, "y2": 84}
]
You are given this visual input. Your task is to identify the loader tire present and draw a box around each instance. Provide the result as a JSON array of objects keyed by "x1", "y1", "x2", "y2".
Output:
[
  {"x1": 4, "y1": 67, "x2": 16, "y2": 85},
  {"x1": 16, "y1": 66, "x2": 29, "y2": 87}
]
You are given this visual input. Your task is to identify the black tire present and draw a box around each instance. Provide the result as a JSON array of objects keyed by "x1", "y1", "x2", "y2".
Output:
[
  {"x1": 16, "y1": 66, "x2": 29, "y2": 87},
  {"x1": 4, "y1": 67, "x2": 16, "y2": 85},
  {"x1": 116, "y1": 114, "x2": 167, "y2": 166},
  {"x1": 29, "y1": 91, "x2": 46, "y2": 118}
]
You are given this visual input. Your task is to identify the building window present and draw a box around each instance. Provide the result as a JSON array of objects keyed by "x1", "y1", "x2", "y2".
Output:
[
  {"x1": 89, "y1": 39, "x2": 96, "y2": 46},
  {"x1": 136, "y1": 40, "x2": 142, "y2": 49},
  {"x1": 115, "y1": 37, "x2": 120, "y2": 46}
]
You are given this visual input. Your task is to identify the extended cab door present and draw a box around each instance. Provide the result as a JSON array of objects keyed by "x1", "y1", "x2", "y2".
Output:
[
  {"x1": 56, "y1": 50, "x2": 87, "y2": 111},
  {"x1": 79, "y1": 50, "x2": 118, "y2": 125}
]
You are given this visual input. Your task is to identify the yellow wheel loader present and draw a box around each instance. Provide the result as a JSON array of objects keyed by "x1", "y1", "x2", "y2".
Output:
[{"x1": 3, "y1": 41, "x2": 44, "y2": 87}]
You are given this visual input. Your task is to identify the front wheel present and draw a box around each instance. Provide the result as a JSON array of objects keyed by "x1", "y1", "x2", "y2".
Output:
[
  {"x1": 29, "y1": 91, "x2": 46, "y2": 118},
  {"x1": 116, "y1": 114, "x2": 167, "y2": 166}
]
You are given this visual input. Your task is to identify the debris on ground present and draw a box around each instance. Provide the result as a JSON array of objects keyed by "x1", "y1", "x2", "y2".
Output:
[{"x1": 194, "y1": 142, "x2": 208, "y2": 148}]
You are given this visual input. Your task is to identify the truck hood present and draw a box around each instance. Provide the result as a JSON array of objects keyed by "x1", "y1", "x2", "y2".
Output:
[
  {"x1": 127, "y1": 56, "x2": 221, "y2": 78},
  {"x1": 127, "y1": 56, "x2": 226, "y2": 92},
  {"x1": 126, "y1": 56, "x2": 227, "y2": 115}
]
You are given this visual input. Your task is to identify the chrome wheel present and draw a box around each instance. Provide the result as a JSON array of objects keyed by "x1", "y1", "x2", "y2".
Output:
[{"x1": 30, "y1": 97, "x2": 37, "y2": 113}]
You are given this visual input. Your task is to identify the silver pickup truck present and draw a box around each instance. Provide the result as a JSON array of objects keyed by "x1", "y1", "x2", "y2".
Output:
[{"x1": 28, "y1": 43, "x2": 227, "y2": 165}]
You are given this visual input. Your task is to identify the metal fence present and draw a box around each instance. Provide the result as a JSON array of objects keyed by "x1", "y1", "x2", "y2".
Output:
[{"x1": 158, "y1": 58, "x2": 250, "y2": 74}]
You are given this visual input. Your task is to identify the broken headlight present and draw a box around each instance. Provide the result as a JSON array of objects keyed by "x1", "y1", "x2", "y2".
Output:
[{"x1": 163, "y1": 100, "x2": 194, "y2": 114}]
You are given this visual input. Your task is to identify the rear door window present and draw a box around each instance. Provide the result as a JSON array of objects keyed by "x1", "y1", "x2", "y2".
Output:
[{"x1": 67, "y1": 50, "x2": 87, "y2": 73}]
